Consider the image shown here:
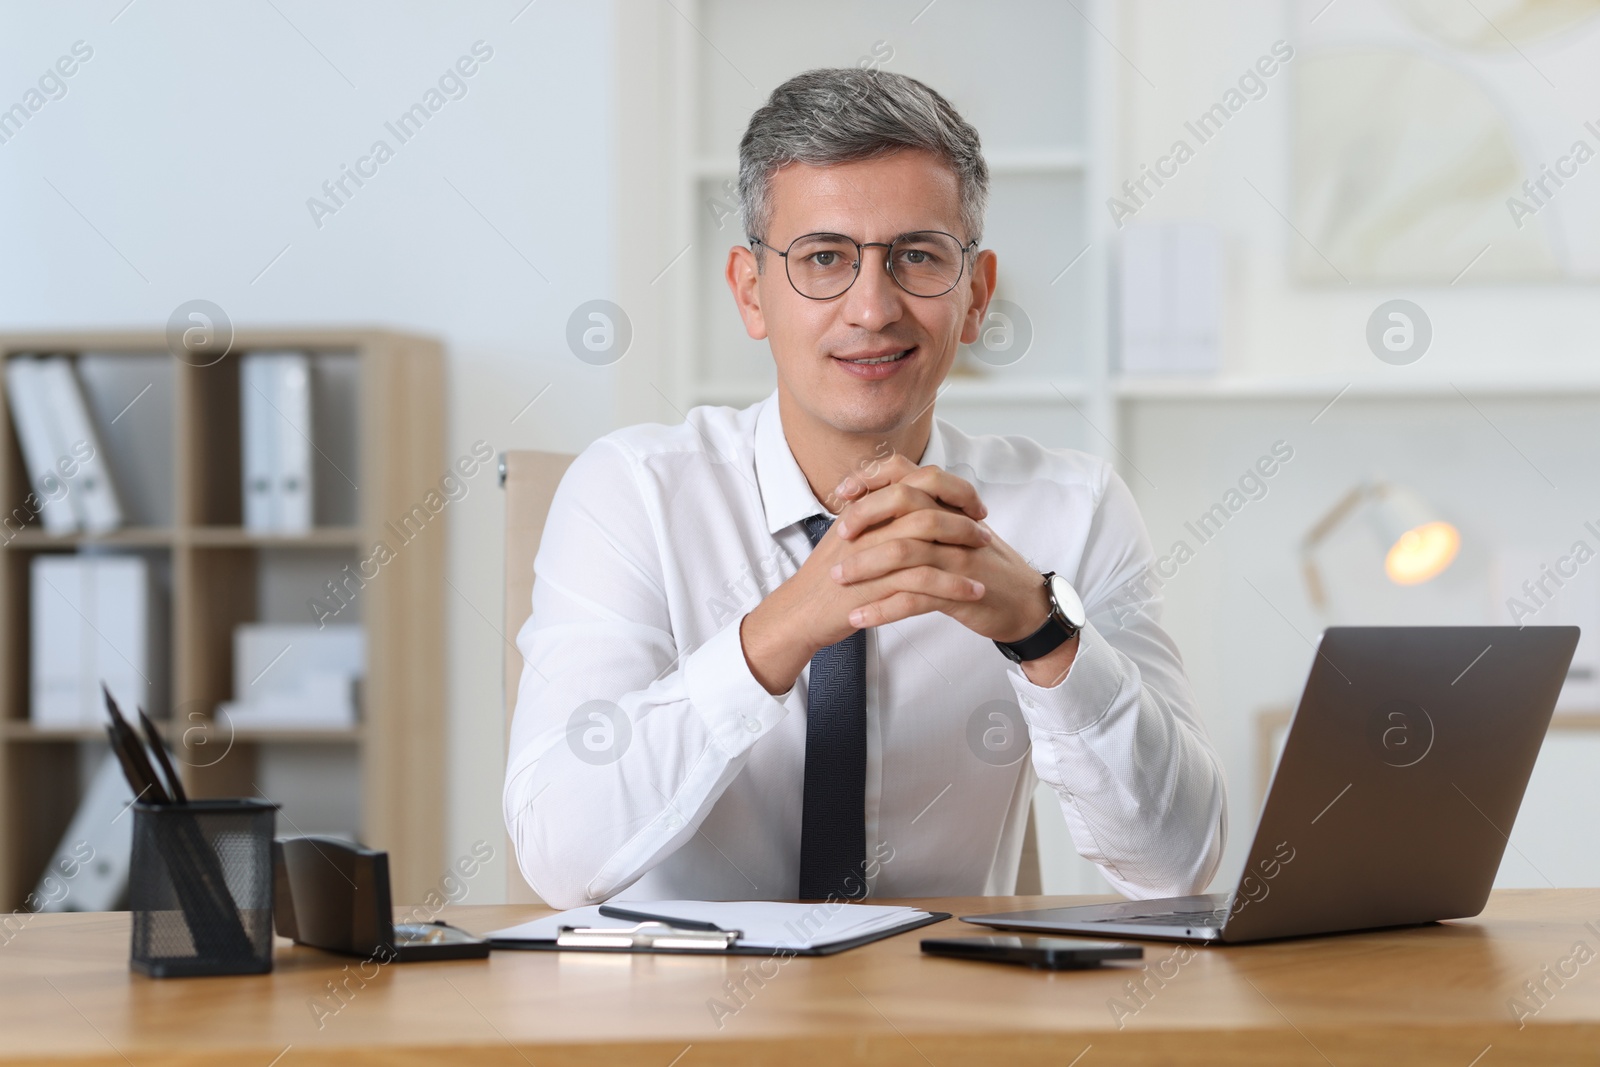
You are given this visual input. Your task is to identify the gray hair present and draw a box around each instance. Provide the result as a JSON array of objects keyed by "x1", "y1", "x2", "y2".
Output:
[{"x1": 738, "y1": 68, "x2": 988, "y2": 263}]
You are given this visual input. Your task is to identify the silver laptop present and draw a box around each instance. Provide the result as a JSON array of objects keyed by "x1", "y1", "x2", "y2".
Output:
[{"x1": 965, "y1": 626, "x2": 1579, "y2": 943}]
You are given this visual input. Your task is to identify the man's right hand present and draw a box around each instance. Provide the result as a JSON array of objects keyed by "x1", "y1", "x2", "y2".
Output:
[{"x1": 739, "y1": 470, "x2": 991, "y2": 696}]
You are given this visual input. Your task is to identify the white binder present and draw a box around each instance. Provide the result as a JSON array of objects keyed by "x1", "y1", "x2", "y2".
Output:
[
  {"x1": 240, "y1": 352, "x2": 313, "y2": 532},
  {"x1": 5, "y1": 358, "x2": 78, "y2": 534},
  {"x1": 28, "y1": 555, "x2": 150, "y2": 726},
  {"x1": 29, "y1": 556, "x2": 88, "y2": 726},
  {"x1": 37, "y1": 357, "x2": 122, "y2": 533},
  {"x1": 93, "y1": 555, "x2": 152, "y2": 721},
  {"x1": 34, "y1": 751, "x2": 134, "y2": 913},
  {"x1": 274, "y1": 353, "x2": 313, "y2": 532},
  {"x1": 1117, "y1": 222, "x2": 1221, "y2": 375},
  {"x1": 240, "y1": 354, "x2": 279, "y2": 531}
]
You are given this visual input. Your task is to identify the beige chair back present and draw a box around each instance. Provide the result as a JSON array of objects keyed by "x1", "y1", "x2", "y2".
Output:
[{"x1": 500, "y1": 450, "x2": 576, "y2": 904}]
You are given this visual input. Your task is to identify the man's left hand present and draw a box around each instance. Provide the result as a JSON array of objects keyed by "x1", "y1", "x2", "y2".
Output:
[{"x1": 830, "y1": 454, "x2": 1054, "y2": 647}]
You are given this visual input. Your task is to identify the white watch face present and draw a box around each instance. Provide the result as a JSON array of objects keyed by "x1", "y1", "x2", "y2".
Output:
[{"x1": 1048, "y1": 573, "x2": 1086, "y2": 629}]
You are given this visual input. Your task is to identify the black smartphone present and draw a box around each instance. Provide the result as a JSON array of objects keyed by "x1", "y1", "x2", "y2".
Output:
[{"x1": 921, "y1": 935, "x2": 1143, "y2": 970}]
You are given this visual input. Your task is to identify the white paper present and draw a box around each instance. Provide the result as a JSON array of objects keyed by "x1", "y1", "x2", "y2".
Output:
[
  {"x1": 233, "y1": 623, "x2": 364, "y2": 696},
  {"x1": 487, "y1": 899, "x2": 934, "y2": 951},
  {"x1": 219, "y1": 675, "x2": 358, "y2": 729},
  {"x1": 226, "y1": 623, "x2": 364, "y2": 727}
]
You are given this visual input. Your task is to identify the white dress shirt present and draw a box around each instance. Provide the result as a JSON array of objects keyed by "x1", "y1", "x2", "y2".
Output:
[{"x1": 505, "y1": 390, "x2": 1227, "y2": 909}]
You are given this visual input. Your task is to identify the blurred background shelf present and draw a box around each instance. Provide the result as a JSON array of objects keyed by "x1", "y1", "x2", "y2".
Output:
[
  {"x1": 184, "y1": 526, "x2": 365, "y2": 548},
  {"x1": 1111, "y1": 375, "x2": 1600, "y2": 401},
  {"x1": 0, "y1": 328, "x2": 444, "y2": 910},
  {"x1": 0, "y1": 721, "x2": 364, "y2": 743},
  {"x1": 3, "y1": 527, "x2": 368, "y2": 549},
  {"x1": 4, "y1": 528, "x2": 176, "y2": 548},
  {"x1": 183, "y1": 724, "x2": 367, "y2": 745}
]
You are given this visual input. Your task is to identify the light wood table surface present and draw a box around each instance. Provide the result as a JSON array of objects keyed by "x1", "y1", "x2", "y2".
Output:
[{"x1": 4, "y1": 891, "x2": 1600, "y2": 1065}]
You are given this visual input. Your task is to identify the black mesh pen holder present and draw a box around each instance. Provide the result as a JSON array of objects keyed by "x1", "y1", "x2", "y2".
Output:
[{"x1": 129, "y1": 798, "x2": 278, "y2": 977}]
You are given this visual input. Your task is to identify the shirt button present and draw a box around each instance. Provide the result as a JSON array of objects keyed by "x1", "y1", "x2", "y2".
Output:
[
  {"x1": 745, "y1": 719, "x2": 761, "y2": 733},
  {"x1": 665, "y1": 814, "x2": 683, "y2": 830}
]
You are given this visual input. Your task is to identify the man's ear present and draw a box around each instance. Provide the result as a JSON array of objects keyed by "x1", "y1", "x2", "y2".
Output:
[
  {"x1": 726, "y1": 244, "x2": 769, "y2": 341},
  {"x1": 958, "y1": 248, "x2": 999, "y2": 346}
]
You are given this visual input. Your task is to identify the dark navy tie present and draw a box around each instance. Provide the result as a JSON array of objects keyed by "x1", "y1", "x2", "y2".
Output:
[{"x1": 798, "y1": 514, "x2": 867, "y2": 901}]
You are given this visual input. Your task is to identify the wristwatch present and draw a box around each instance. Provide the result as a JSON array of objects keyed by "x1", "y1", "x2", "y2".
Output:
[{"x1": 993, "y1": 571, "x2": 1086, "y2": 664}]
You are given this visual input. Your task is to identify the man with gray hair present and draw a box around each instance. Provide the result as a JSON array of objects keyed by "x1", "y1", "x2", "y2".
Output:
[{"x1": 506, "y1": 68, "x2": 1226, "y2": 909}]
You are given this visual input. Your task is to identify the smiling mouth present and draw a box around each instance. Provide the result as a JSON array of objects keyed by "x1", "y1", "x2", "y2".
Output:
[{"x1": 835, "y1": 347, "x2": 914, "y2": 365}]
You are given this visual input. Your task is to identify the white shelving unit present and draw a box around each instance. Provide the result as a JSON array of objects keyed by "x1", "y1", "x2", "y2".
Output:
[{"x1": 642, "y1": 0, "x2": 1117, "y2": 460}]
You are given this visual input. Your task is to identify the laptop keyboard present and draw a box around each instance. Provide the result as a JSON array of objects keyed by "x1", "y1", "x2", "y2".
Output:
[{"x1": 1085, "y1": 909, "x2": 1228, "y2": 927}]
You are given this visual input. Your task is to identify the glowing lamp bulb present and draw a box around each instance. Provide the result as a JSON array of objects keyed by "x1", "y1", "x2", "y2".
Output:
[{"x1": 1385, "y1": 521, "x2": 1460, "y2": 586}]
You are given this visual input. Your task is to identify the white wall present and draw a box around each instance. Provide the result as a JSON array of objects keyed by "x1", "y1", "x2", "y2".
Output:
[
  {"x1": 0, "y1": 0, "x2": 618, "y2": 898},
  {"x1": 1111, "y1": 0, "x2": 1600, "y2": 890},
  {"x1": 1115, "y1": 0, "x2": 1600, "y2": 375}
]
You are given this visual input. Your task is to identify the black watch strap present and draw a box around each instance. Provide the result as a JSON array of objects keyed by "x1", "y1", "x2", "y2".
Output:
[
  {"x1": 994, "y1": 572, "x2": 1081, "y2": 664},
  {"x1": 993, "y1": 612, "x2": 1077, "y2": 664}
]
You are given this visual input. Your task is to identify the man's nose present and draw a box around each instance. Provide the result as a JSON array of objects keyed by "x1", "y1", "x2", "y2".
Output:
[{"x1": 840, "y1": 245, "x2": 905, "y2": 333}]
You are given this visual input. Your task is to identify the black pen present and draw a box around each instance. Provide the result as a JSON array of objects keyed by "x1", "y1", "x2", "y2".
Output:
[
  {"x1": 104, "y1": 686, "x2": 169, "y2": 805},
  {"x1": 104, "y1": 724, "x2": 162, "y2": 804},
  {"x1": 138, "y1": 706, "x2": 188, "y2": 804},
  {"x1": 105, "y1": 688, "x2": 253, "y2": 956},
  {"x1": 597, "y1": 905, "x2": 727, "y2": 932}
]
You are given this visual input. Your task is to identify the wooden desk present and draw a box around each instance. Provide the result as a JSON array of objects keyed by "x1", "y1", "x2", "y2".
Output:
[{"x1": 4, "y1": 891, "x2": 1599, "y2": 1065}]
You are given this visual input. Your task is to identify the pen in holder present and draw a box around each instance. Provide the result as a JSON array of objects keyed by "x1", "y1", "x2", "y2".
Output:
[
  {"x1": 129, "y1": 798, "x2": 278, "y2": 977},
  {"x1": 99, "y1": 684, "x2": 278, "y2": 976}
]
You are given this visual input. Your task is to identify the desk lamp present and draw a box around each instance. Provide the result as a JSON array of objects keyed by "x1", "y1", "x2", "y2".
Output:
[{"x1": 1301, "y1": 482, "x2": 1460, "y2": 612}]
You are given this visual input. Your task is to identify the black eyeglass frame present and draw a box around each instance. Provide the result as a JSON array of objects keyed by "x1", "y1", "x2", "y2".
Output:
[{"x1": 748, "y1": 230, "x2": 980, "y2": 300}]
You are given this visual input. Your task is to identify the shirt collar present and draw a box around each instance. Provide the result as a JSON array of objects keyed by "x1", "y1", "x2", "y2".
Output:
[{"x1": 752, "y1": 389, "x2": 948, "y2": 537}]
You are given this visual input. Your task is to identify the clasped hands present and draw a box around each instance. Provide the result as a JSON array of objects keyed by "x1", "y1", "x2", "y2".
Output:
[{"x1": 741, "y1": 453, "x2": 1079, "y2": 695}]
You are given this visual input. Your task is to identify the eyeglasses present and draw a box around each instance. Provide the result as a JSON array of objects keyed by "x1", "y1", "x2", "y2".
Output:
[{"x1": 749, "y1": 230, "x2": 978, "y2": 300}]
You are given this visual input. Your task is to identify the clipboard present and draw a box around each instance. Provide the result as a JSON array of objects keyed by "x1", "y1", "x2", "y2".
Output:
[{"x1": 486, "y1": 910, "x2": 950, "y2": 956}]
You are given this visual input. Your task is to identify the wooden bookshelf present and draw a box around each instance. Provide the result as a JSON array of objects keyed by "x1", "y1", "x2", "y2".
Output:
[{"x1": 0, "y1": 329, "x2": 445, "y2": 909}]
